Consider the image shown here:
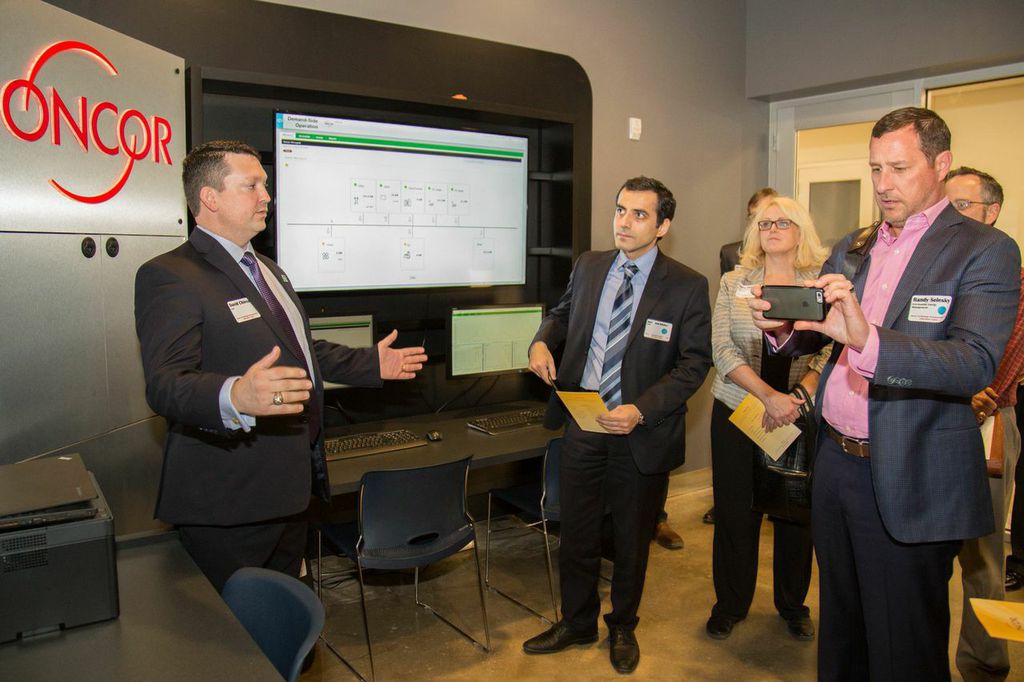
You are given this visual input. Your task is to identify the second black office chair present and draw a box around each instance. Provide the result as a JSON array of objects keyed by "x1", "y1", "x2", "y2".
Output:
[
  {"x1": 318, "y1": 456, "x2": 490, "y2": 681},
  {"x1": 484, "y1": 437, "x2": 562, "y2": 623}
]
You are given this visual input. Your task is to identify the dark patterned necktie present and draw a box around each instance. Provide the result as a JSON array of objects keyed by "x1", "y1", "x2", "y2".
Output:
[
  {"x1": 240, "y1": 252, "x2": 320, "y2": 443},
  {"x1": 241, "y1": 252, "x2": 303, "y2": 358},
  {"x1": 599, "y1": 261, "x2": 639, "y2": 409}
]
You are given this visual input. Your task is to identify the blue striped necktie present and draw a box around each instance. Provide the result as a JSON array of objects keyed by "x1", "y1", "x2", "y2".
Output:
[{"x1": 599, "y1": 261, "x2": 639, "y2": 409}]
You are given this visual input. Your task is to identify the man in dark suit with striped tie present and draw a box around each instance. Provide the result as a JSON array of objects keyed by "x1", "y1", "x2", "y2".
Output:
[
  {"x1": 135, "y1": 140, "x2": 427, "y2": 591},
  {"x1": 522, "y1": 176, "x2": 712, "y2": 674}
]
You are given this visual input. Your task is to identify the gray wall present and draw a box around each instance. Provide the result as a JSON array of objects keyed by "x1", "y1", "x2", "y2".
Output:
[
  {"x1": 746, "y1": 0, "x2": 1024, "y2": 100},
  {"x1": 266, "y1": 0, "x2": 770, "y2": 473}
]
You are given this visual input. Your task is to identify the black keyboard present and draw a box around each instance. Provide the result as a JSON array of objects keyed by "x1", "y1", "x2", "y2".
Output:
[
  {"x1": 325, "y1": 429, "x2": 429, "y2": 461},
  {"x1": 467, "y1": 407, "x2": 546, "y2": 435}
]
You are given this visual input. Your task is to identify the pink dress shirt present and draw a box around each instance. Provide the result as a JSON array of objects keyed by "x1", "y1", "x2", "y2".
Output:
[{"x1": 821, "y1": 198, "x2": 951, "y2": 438}]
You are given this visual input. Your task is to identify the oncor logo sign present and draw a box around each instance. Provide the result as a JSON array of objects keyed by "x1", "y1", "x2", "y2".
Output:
[{"x1": 1, "y1": 40, "x2": 174, "y2": 204}]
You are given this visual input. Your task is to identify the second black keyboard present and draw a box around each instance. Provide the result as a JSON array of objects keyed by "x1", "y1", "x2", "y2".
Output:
[
  {"x1": 467, "y1": 407, "x2": 546, "y2": 435},
  {"x1": 325, "y1": 429, "x2": 429, "y2": 461}
]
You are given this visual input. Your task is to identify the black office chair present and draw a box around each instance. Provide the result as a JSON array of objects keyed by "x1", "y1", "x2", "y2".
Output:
[
  {"x1": 484, "y1": 437, "x2": 561, "y2": 623},
  {"x1": 318, "y1": 456, "x2": 490, "y2": 681},
  {"x1": 221, "y1": 567, "x2": 324, "y2": 682}
]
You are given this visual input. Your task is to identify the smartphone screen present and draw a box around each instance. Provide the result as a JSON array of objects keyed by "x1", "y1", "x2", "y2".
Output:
[{"x1": 762, "y1": 285, "x2": 826, "y2": 321}]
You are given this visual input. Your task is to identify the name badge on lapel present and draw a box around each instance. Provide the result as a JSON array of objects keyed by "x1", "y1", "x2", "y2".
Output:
[
  {"x1": 644, "y1": 319, "x2": 673, "y2": 342},
  {"x1": 907, "y1": 295, "x2": 952, "y2": 323},
  {"x1": 735, "y1": 284, "x2": 754, "y2": 299},
  {"x1": 228, "y1": 297, "x2": 261, "y2": 323}
]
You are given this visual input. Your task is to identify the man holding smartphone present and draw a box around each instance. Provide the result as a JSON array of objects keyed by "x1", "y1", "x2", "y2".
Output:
[{"x1": 750, "y1": 108, "x2": 1020, "y2": 681}]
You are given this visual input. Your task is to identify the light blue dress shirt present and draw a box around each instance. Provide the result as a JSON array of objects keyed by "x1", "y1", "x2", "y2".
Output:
[{"x1": 580, "y1": 247, "x2": 658, "y2": 391}]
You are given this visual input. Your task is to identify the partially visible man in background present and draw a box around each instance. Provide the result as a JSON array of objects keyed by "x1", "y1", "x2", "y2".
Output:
[{"x1": 946, "y1": 166, "x2": 1022, "y2": 682}]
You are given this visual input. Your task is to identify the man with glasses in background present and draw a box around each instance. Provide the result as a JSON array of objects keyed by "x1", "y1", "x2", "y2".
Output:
[{"x1": 946, "y1": 166, "x2": 1022, "y2": 682}]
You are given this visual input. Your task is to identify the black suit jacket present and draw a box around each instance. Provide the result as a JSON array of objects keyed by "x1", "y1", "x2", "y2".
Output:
[
  {"x1": 135, "y1": 229, "x2": 381, "y2": 526},
  {"x1": 719, "y1": 241, "x2": 742, "y2": 276},
  {"x1": 783, "y1": 205, "x2": 1021, "y2": 542},
  {"x1": 533, "y1": 249, "x2": 712, "y2": 474}
]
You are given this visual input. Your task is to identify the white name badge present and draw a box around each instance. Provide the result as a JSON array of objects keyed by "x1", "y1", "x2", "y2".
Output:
[
  {"x1": 907, "y1": 295, "x2": 952, "y2": 323},
  {"x1": 644, "y1": 319, "x2": 673, "y2": 342},
  {"x1": 228, "y1": 297, "x2": 261, "y2": 323},
  {"x1": 735, "y1": 284, "x2": 754, "y2": 299}
]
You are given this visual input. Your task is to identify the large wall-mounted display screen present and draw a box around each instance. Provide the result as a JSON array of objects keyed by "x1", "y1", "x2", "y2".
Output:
[{"x1": 274, "y1": 112, "x2": 529, "y2": 292}]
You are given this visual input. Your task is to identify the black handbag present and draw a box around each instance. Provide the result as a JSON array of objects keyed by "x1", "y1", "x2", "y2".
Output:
[{"x1": 751, "y1": 383, "x2": 817, "y2": 525}]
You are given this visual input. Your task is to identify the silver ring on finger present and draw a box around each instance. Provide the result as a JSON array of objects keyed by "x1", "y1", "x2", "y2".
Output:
[{"x1": 272, "y1": 392, "x2": 284, "y2": 406}]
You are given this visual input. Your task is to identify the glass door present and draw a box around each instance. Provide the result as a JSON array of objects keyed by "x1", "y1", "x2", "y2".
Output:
[{"x1": 795, "y1": 122, "x2": 878, "y2": 244}]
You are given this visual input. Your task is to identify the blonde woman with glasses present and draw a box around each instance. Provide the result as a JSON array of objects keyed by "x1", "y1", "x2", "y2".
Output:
[{"x1": 705, "y1": 196, "x2": 831, "y2": 642}]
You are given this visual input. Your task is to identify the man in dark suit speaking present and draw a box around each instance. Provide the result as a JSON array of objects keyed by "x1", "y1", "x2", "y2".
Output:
[
  {"x1": 751, "y1": 108, "x2": 1021, "y2": 681},
  {"x1": 135, "y1": 140, "x2": 426, "y2": 591},
  {"x1": 522, "y1": 176, "x2": 712, "y2": 674}
]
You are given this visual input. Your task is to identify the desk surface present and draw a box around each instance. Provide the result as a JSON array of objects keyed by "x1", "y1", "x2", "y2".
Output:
[
  {"x1": 0, "y1": 403, "x2": 558, "y2": 681},
  {"x1": 0, "y1": 534, "x2": 281, "y2": 682},
  {"x1": 327, "y1": 401, "x2": 561, "y2": 494}
]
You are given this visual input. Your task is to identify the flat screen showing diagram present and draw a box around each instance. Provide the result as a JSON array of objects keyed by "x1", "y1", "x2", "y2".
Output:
[
  {"x1": 274, "y1": 112, "x2": 529, "y2": 292},
  {"x1": 448, "y1": 304, "x2": 544, "y2": 378}
]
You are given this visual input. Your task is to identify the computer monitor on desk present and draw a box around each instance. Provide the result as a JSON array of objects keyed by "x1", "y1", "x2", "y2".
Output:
[
  {"x1": 447, "y1": 304, "x2": 544, "y2": 378},
  {"x1": 446, "y1": 304, "x2": 548, "y2": 434},
  {"x1": 310, "y1": 314, "x2": 374, "y2": 389}
]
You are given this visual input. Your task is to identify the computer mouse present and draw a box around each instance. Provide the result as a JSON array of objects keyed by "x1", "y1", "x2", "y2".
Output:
[{"x1": 426, "y1": 430, "x2": 443, "y2": 442}]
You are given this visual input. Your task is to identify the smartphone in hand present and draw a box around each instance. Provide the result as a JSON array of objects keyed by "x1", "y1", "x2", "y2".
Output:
[{"x1": 761, "y1": 285, "x2": 827, "y2": 321}]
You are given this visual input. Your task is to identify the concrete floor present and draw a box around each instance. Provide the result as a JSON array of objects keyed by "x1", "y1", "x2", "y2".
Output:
[{"x1": 301, "y1": 471, "x2": 1024, "y2": 681}]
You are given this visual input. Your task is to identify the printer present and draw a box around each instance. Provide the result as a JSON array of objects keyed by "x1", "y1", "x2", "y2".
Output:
[{"x1": 0, "y1": 454, "x2": 118, "y2": 643}]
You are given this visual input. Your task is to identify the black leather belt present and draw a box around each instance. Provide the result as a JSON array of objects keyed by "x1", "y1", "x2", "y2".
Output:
[{"x1": 825, "y1": 423, "x2": 870, "y2": 458}]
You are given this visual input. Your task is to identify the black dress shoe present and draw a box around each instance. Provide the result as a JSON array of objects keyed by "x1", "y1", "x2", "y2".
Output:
[
  {"x1": 523, "y1": 620, "x2": 598, "y2": 654},
  {"x1": 705, "y1": 614, "x2": 737, "y2": 639},
  {"x1": 703, "y1": 507, "x2": 715, "y2": 524},
  {"x1": 783, "y1": 614, "x2": 815, "y2": 641},
  {"x1": 609, "y1": 626, "x2": 640, "y2": 674},
  {"x1": 1006, "y1": 568, "x2": 1024, "y2": 592}
]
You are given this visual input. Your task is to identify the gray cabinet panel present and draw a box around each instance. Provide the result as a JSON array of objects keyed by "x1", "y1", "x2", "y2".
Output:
[
  {"x1": 102, "y1": 234, "x2": 184, "y2": 427},
  {"x1": 0, "y1": 232, "x2": 184, "y2": 464},
  {"x1": 1, "y1": 232, "x2": 108, "y2": 461},
  {"x1": 54, "y1": 417, "x2": 170, "y2": 537}
]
